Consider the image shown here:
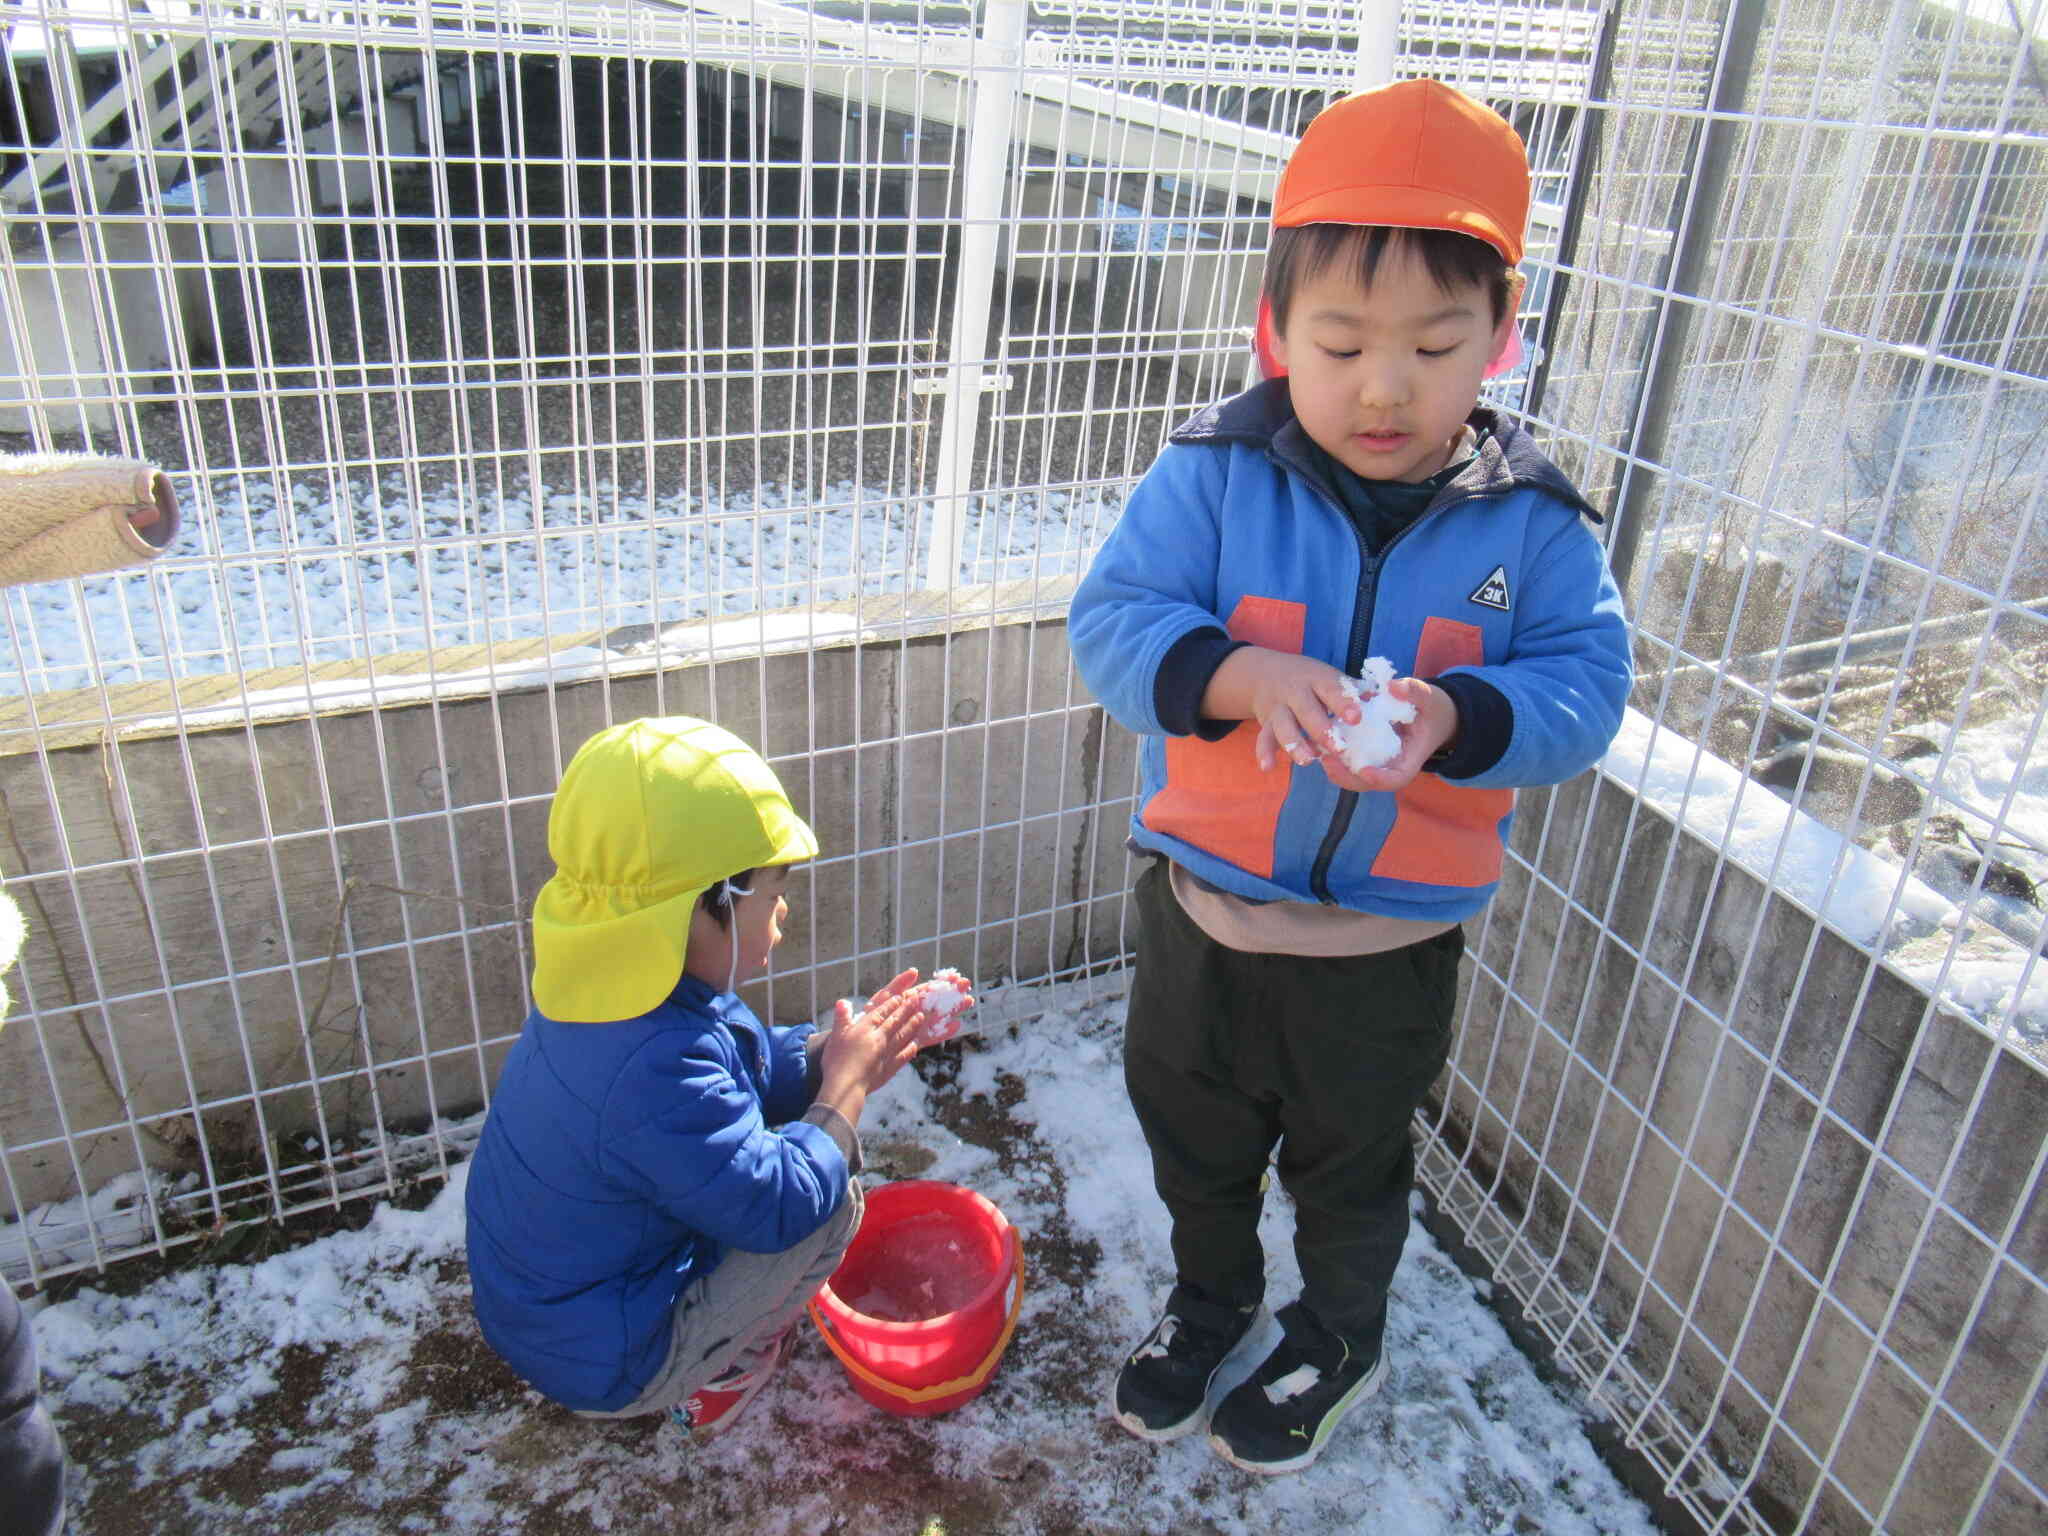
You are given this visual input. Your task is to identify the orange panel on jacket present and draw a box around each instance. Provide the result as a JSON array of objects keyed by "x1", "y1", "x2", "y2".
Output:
[
  {"x1": 1143, "y1": 596, "x2": 1306, "y2": 880},
  {"x1": 1372, "y1": 615, "x2": 1514, "y2": 888}
]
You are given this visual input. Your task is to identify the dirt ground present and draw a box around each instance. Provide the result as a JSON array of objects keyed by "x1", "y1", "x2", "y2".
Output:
[
  {"x1": 41, "y1": 1055, "x2": 1260, "y2": 1536},
  {"x1": 38, "y1": 1031, "x2": 1639, "y2": 1536}
]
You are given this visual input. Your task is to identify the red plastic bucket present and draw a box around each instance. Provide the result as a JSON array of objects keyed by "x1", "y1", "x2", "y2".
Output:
[{"x1": 808, "y1": 1180, "x2": 1024, "y2": 1417}]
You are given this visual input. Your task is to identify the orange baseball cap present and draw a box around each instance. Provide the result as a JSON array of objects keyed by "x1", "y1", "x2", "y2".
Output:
[{"x1": 1273, "y1": 79, "x2": 1529, "y2": 267}]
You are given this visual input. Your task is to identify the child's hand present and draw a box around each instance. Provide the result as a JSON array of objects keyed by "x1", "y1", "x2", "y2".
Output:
[
  {"x1": 841, "y1": 966, "x2": 973, "y2": 1045},
  {"x1": 1320, "y1": 677, "x2": 1458, "y2": 793},
  {"x1": 861, "y1": 967, "x2": 923, "y2": 1011},
  {"x1": 820, "y1": 985, "x2": 929, "y2": 1101},
  {"x1": 1206, "y1": 647, "x2": 1361, "y2": 771}
]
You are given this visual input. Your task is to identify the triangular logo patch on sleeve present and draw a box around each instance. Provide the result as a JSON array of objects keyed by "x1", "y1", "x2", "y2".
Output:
[{"x1": 1470, "y1": 566, "x2": 1511, "y2": 611}]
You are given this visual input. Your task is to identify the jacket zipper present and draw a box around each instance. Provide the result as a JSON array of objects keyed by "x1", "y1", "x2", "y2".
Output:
[
  {"x1": 1290, "y1": 464, "x2": 1478, "y2": 903},
  {"x1": 1308, "y1": 497, "x2": 1374, "y2": 904}
]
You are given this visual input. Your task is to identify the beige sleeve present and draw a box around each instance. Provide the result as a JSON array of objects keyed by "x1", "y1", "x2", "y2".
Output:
[
  {"x1": 0, "y1": 453, "x2": 180, "y2": 588},
  {"x1": 800, "y1": 1099, "x2": 864, "y2": 1175}
]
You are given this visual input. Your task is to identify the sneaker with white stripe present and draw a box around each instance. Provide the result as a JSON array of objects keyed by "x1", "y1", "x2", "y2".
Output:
[
  {"x1": 1208, "y1": 1301, "x2": 1386, "y2": 1474},
  {"x1": 1110, "y1": 1284, "x2": 1262, "y2": 1441}
]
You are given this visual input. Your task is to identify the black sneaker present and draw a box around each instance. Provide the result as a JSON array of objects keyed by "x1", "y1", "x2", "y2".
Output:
[
  {"x1": 1208, "y1": 1301, "x2": 1386, "y2": 1474},
  {"x1": 1110, "y1": 1284, "x2": 1262, "y2": 1441}
]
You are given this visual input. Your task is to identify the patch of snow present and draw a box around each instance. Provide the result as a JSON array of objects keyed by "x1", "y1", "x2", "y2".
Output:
[
  {"x1": 35, "y1": 977, "x2": 1662, "y2": 1535},
  {"x1": 1600, "y1": 707, "x2": 1955, "y2": 943},
  {"x1": 1326, "y1": 656, "x2": 1416, "y2": 771},
  {"x1": 0, "y1": 476, "x2": 1120, "y2": 695},
  {"x1": 1601, "y1": 707, "x2": 2047, "y2": 1045}
]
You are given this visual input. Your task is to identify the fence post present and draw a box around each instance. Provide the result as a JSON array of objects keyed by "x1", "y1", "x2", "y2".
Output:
[
  {"x1": 1353, "y1": 0, "x2": 1402, "y2": 88},
  {"x1": 1607, "y1": 0, "x2": 1767, "y2": 591},
  {"x1": 921, "y1": 0, "x2": 1027, "y2": 591},
  {"x1": 1523, "y1": 1, "x2": 1624, "y2": 426}
]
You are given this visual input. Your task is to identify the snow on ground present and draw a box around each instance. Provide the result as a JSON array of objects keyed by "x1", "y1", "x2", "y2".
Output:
[
  {"x1": 30, "y1": 977, "x2": 1658, "y2": 1536},
  {"x1": 0, "y1": 476, "x2": 1119, "y2": 693}
]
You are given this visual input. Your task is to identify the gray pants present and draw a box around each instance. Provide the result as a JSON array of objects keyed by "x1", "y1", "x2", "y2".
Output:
[{"x1": 583, "y1": 1178, "x2": 865, "y2": 1419}]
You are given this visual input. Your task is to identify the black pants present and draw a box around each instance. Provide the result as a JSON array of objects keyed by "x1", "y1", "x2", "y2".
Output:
[
  {"x1": 1, "y1": 1283, "x2": 65, "y2": 1536},
  {"x1": 1123, "y1": 859, "x2": 1462, "y2": 1351}
]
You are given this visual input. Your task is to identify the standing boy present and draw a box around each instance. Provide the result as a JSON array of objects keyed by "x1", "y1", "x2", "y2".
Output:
[{"x1": 1068, "y1": 79, "x2": 1631, "y2": 1474}]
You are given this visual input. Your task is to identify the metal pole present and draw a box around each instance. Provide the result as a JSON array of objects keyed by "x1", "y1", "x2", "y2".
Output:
[
  {"x1": 1606, "y1": 0, "x2": 1767, "y2": 590},
  {"x1": 1522, "y1": 0, "x2": 1624, "y2": 425},
  {"x1": 922, "y1": 0, "x2": 1026, "y2": 591},
  {"x1": 1354, "y1": 0, "x2": 1402, "y2": 89},
  {"x1": 1745, "y1": 0, "x2": 1916, "y2": 494}
]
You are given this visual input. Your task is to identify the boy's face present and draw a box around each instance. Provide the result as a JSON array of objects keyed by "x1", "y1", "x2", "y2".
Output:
[
  {"x1": 729, "y1": 864, "x2": 795, "y2": 981},
  {"x1": 1269, "y1": 240, "x2": 1514, "y2": 484}
]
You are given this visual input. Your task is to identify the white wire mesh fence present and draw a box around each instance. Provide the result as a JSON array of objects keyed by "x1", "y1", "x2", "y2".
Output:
[
  {"x1": 0, "y1": 0, "x2": 2042, "y2": 1531},
  {"x1": 1434, "y1": 1, "x2": 2048, "y2": 1531}
]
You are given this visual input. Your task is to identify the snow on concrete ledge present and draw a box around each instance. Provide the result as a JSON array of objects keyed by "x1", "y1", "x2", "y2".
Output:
[{"x1": 1600, "y1": 707, "x2": 2048, "y2": 1048}]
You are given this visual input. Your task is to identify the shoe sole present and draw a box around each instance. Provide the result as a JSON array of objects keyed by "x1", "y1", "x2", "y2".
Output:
[
  {"x1": 1109, "y1": 1310, "x2": 1269, "y2": 1443},
  {"x1": 1110, "y1": 1395, "x2": 1206, "y2": 1442},
  {"x1": 1208, "y1": 1351, "x2": 1389, "y2": 1474}
]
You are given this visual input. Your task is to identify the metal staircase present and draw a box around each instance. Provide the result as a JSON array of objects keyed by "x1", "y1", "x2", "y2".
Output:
[{"x1": 1, "y1": 9, "x2": 353, "y2": 214}]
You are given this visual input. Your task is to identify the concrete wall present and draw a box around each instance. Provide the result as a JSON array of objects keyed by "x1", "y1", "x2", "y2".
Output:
[
  {"x1": 0, "y1": 593, "x2": 1138, "y2": 1219},
  {"x1": 1445, "y1": 768, "x2": 2047, "y2": 1534},
  {"x1": 4, "y1": 605, "x2": 2040, "y2": 1530}
]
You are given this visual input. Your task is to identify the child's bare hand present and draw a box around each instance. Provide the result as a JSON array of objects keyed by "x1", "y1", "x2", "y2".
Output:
[
  {"x1": 1207, "y1": 648, "x2": 1361, "y2": 771},
  {"x1": 862, "y1": 967, "x2": 922, "y2": 1011},
  {"x1": 820, "y1": 987, "x2": 928, "y2": 1097},
  {"x1": 843, "y1": 967, "x2": 976, "y2": 1046},
  {"x1": 1321, "y1": 677, "x2": 1458, "y2": 793}
]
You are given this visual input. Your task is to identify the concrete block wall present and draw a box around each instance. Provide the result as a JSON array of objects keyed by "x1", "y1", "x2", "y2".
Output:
[
  {"x1": 1443, "y1": 768, "x2": 2047, "y2": 1533},
  {"x1": 0, "y1": 599, "x2": 1139, "y2": 1221},
  {"x1": 5, "y1": 607, "x2": 2038, "y2": 1532},
  {"x1": 0, "y1": 221, "x2": 210, "y2": 435}
]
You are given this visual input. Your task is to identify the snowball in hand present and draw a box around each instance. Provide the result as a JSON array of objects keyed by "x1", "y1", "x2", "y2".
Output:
[
  {"x1": 836, "y1": 968, "x2": 975, "y2": 1048},
  {"x1": 911, "y1": 968, "x2": 975, "y2": 1045},
  {"x1": 1325, "y1": 657, "x2": 1416, "y2": 771}
]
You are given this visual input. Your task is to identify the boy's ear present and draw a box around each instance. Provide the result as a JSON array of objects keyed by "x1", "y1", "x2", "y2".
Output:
[
  {"x1": 1484, "y1": 273, "x2": 1527, "y2": 378},
  {"x1": 1254, "y1": 294, "x2": 1287, "y2": 380}
]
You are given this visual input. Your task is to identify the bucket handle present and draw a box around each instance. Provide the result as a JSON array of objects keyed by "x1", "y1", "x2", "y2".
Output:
[{"x1": 807, "y1": 1234, "x2": 1026, "y2": 1408}]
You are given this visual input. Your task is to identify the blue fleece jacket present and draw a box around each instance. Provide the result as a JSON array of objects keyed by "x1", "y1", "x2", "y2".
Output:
[
  {"x1": 464, "y1": 975, "x2": 847, "y2": 1411},
  {"x1": 1069, "y1": 380, "x2": 1631, "y2": 922}
]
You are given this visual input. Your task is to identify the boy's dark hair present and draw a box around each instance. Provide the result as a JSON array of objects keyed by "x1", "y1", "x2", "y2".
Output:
[
  {"x1": 1262, "y1": 224, "x2": 1515, "y2": 335},
  {"x1": 698, "y1": 867, "x2": 762, "y2": 930}
]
